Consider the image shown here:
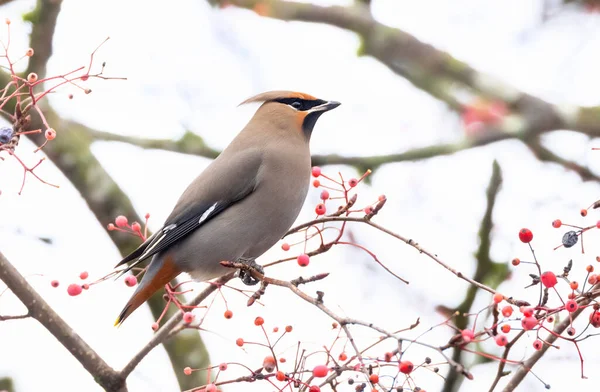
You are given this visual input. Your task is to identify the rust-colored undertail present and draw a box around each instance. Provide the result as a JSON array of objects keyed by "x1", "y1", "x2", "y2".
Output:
[{"x1": 114, "y1": 256, "x2": 181, "y2": 326}]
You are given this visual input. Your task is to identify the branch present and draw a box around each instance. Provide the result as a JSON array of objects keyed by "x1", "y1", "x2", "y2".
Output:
[
  {"x1": 221, "y1": 262, "x2": 473, "y2": 384},
  {"x1": 87, "y1": 121, "x2": 516, "y2": 171},
  {"x1": 0, "y1": 251, "x2": 127, "y2": 392},
  {"x1": 120, "y1": 273, "x2": 235, "y2": 378},
  {"x1": 211, "y1": 0, "x2": 600, "y2": 139},
  {"x1": 88, "y1": 128, "x2": 220, "y2": 160},
  {"x1": 24, "y1": 0, "x2": 63, "y2": 79},
  {"x1": 286, "y1": 216, "x2": 526, "y2": 306},
  {"x1": 502, "y1": 289, "x2": 600, "y2": 391},
  {"x1": 0, "y1": 6, "x2": 212, "y2": 386},
  {"x1": 528, "y1": 137, "x2": 600, "y2": 182},
  {"x1": 0, "y1": 312, "x2": 30, "y2": 321},
  {"x1": 442, "y1": 160, "x2": 507, "y2": 392}
]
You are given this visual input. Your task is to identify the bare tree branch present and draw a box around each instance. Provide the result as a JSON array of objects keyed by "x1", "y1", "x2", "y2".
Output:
[
  {"x1": 87, "y1": 121, "x2": 517, "y2": 171},
  {"x1": 0, "y1": 251, "x2": 127, "y2": 392},
  {"x1": 528, "y1": 138, "x2": 600, "y2": 183},
  {"x1": 443, "y1": 160, "x2": 508, "y2": 392}
]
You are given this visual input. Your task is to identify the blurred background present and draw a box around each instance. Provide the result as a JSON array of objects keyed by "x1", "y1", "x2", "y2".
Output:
[{"x1": 1, "y1": 0, "x2": 600, "y2": 391}]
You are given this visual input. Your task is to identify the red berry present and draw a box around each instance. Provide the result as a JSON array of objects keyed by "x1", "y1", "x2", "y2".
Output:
[
  {"x1": 205, "y1": 384, "x2": 217, "y2": 392},
  {"x1": 27, "y1": 72, "x2": 38, "y2": 83},
  {"x1": 276, "y1": 371, "x2": 286, "y2": 381},
  {"x1": 364, "y1": 206, "x2": 373, "y2": 214},
  {"x1": 589, "y1": 311, "x2": 600, "y2": 328},
  {"x1": 495, "y1": 334, "x2": 508, "y2": 346},
  {"x1": 399, "y1": 360, "x2": 413, "y2": 374},
  {"x1": 183, "y1": 367, "x2": 192, "y2": 375},
  {"x1": 521, "y1": 307, "x2": 534, "y2": 317},
  {"x1": 384, "y1": 352, "x2": 393, "y2": 362},
  {"x1": 378, "y1": 195, "x2": 386, "y2": 201},
  {"x1": 565, "y1": 299, "x2": 579, "y2": 313},
  {"x1": 311, "y1": 166, "x2": 321, "y2": 178},
  {"x1": 273, "y1": 327, "x2": 279, "y2": 332},
  {"x1": 263, "y1": 356, "x2": 276, "y2": 372},
  {"x1": 281, "y1": 242, "x2": 290, "y2": 251},
  {"x1": 107, "y1": 223, "x2": 116, "y2": 231},
  {"x1": 236, "y1": 338, "x2": 244, "y2": 346},
  {"x1": 511, "y1": 258, "x2": 520, "y2": 266},
  {"x1": 297, "y1": 254, "x2": 310, "y2": 267},
  {"x1": 567, "y1": 326, "x2": 576, "y2": 336},
  {"x1": 254, "y1": 316, "x2": 264, "y2": 326},
  {"x1": 312, "y1": 179, "x2": 320, "y2": 188},
  {"x1": 309, "y1": 386, "x2": 320, "y2": 392},
  {"x1": 183, "y1": 312, "x2": 195, "y2": 324},
  {"x1": 79, "y1": 271, "x2": 89, "y2": 280},
  {"x1": 45, "y1": 128, "x2": 56, "y2": 140},
  {"x1": 461, "y1": 329, "x2": 474, "y2": 343},
  {"x1": 518, "y1": 228, "x2": 533, "y2": 243},
  {"x1": 82, "y1": 284, "x2": 89, "y2": 290},
  {"x1": 151, "y1": 322, "x2": 159, "y2": 331},
  {"x1": 115, "y1": 215, "x2": 128, "y2": 228},
  {"x1": 348, "y1": 178, "x2": 358, "y2": 187},
  {"x1": 501, "y1": 306, "x2": 513, "y2": 318},
  {"x1": 581, "y1": 209, "x2": 588, "y2": 217},
  {"x1": 224, "y1": 310, "x2": 233, "y2": 319},
  {"x1": 315, "y1": 203, "x2": 326, "y2": 215},
  {"x1": 67, "y1": 284, "x2": 82, "y2": 296},
  {"x1": 279, "y1": 357, "x2": 286, "y2": 363},
  {"x1": 124, "y1": 275, "x2": 137, "y2": 287},
  {"x1": 132, "y1": 222, "x2": 142, "y2": 232},
  {"x1": 552, "y1": 219, "x2": 562, "y2": 228},
  {"x1": 285, "y1": 325, "x2": 293, "y2": 333},
  {"x1": 533, "y1": 339, "x2": 543, "y2": 351},
  {"x1": 369, "y1": 374, "x2": 379, "y2": 383},
  {"x1": 541, "y1": 271, "x2": 557, "y2": 288},
  {"x1": 570, "y1": 281, "x2": 579, "y2": 290},
  {"x1": 339, "y1": 352, "x2": 348, "y2": 361},
  {"x1": 50, "y1": 280, "x2": 59, "y2": 288},
  {"x1": 312, "y1": 365, "x2": 329, "y2": 378},
  {"x1": 586, "y1": 265, "x2": 594, "y2": 273},
  {"x1": 219, "y1": 363, "x2": 228, "y2": 371},
  {"x1": 521, "y1": 316, "x2": 538, "y2": 330},
  {"x1": 501, "y1": 324, "x2": 511, "y2": 333},
  {"x1": 320, "y1": 190, "x2": 329, "y2": 200},
  {"x1": 493, "y1": 292, "x2": 503, "y2": 304}
]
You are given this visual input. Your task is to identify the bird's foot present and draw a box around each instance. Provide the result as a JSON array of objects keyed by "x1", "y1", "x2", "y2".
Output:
[{"x1": 235, "y1": 256, "x2": 264, "y2": 286}]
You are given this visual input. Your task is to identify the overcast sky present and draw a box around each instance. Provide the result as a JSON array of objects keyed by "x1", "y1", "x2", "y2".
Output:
[{"x1": 1, "y1": 0, "x2": 600, "y2": 391}]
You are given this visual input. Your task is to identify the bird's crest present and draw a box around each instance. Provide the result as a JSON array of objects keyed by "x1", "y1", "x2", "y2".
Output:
[{"x1": 239, "y1": 90, "x2": 317, "y2": 106}]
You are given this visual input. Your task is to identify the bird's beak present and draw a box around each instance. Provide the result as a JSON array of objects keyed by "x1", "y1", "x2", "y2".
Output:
[{"x1": 310, "y1": 100, "x2": 341, "y2": 113}]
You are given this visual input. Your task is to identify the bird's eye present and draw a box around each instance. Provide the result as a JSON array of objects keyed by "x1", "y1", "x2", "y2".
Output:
[{"x1": 291, "y1": 100, "x2": 303, "y2": 110}]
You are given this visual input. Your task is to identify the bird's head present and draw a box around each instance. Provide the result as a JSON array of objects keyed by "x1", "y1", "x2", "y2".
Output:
[{"x1": 240, "y1": 91, "x2": 340, "y2": 140}]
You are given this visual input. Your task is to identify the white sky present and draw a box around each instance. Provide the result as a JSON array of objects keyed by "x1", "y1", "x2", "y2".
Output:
[{"x1": 2, "y1": 0, "x2": 600, "y2": 391}]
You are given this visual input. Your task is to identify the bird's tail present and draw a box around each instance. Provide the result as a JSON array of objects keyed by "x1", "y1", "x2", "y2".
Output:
[{"x1": 114, "y1": 256, "x2": 181, "y2": 326}]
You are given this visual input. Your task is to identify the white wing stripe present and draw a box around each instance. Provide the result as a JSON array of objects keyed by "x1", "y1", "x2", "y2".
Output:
[{"x1": 199, "y1": 203, "x2": 218, "y2": 224}]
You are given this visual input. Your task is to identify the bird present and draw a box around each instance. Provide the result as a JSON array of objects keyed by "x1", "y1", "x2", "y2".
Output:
[{"x1": 113, "y1": 90, "x2": 340, "y2": 326}]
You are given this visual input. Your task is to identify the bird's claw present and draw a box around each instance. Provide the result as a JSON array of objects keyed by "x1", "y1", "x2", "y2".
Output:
[{"x1": 236, "y1": 257, "x2": 264, "y2": 286}]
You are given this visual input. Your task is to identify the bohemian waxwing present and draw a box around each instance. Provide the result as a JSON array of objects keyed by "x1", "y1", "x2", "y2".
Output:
[{"x1": 114, "y1": 91, "x2": 340, "y2": 325}]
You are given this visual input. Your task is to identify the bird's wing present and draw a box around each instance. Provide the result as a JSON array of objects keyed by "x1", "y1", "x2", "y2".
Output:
[{"x1": 114, "y1": 149, "x2": 263, "y2": 273}]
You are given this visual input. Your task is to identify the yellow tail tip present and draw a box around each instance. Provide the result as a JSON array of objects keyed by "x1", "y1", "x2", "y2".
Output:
[{"x1": 114, "y1": 317, "x2": 122, "y2": 327}]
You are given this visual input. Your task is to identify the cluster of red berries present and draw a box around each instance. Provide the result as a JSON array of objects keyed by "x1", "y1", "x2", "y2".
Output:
[{"x1": 279, "y1": 167, "x2": 385, "y2": 269}]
